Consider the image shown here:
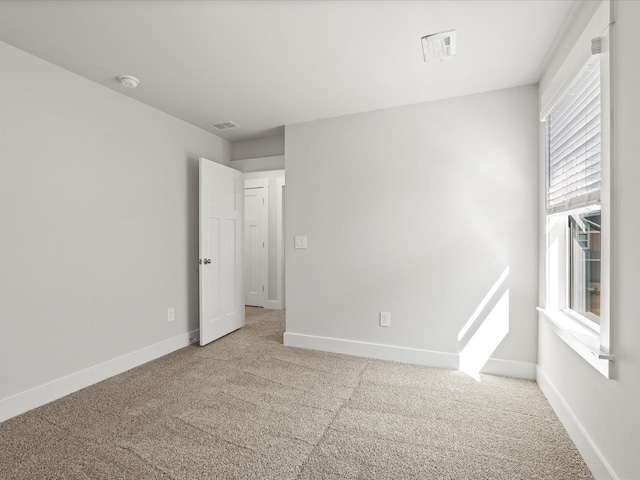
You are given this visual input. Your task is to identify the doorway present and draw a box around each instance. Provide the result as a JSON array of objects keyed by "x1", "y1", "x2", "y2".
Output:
[
  {"x1": 244, "y1": 178, "x2": 268, "y2": 307},
  {"x1": 242, "y1": 170, "x2": 285, "y2": 310}
]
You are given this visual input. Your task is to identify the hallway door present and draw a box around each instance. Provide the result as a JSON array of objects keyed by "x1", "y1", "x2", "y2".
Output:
[{"x1": 244, "y1": 179, "x2": 268, "y2": 307}]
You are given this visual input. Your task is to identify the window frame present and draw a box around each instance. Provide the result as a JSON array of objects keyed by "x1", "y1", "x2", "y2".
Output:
[{"x1": 538, "y1": 18, "x2": 614, "y2": 379}]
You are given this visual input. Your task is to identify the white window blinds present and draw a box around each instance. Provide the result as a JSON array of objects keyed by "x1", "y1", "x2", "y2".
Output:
[{"x1": 546, "y1": 61, "x2": 601, "y2": 215}]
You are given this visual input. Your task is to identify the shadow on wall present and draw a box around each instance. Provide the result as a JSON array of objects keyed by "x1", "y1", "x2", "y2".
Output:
[{"x1": 458, "y1": 267, "x2": 510, "y2": 380}]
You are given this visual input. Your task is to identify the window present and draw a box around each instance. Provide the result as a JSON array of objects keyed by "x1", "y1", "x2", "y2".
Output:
[
  {"x1": 546, "y1": 58, "x2": 602, "y2": 329},
  {"x1": 569, "y1": 210, "x2": 600, "y2": 324},
  {"x1": 540, "y1": 31, "x2": 612, "y2": 378}
]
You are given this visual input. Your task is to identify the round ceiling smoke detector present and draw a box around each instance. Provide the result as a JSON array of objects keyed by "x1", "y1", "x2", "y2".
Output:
[{"x1": 118, "y1": 75, "x2": 140, "y2": 88}]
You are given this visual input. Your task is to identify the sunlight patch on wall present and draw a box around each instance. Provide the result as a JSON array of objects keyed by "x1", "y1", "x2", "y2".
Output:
[
  {"x1": 459, "y1": 289, "x2": 510, "y2": 380},
  {"x1": 458, "y1": 267, "x2": 510, "y2": 341},
  {"x1": 457, "y1": 267, "x2": 510, "y2": 381}
]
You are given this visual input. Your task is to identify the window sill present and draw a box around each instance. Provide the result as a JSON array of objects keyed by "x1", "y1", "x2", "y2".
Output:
[{"x1": 537, "y1": 307, "x2": 612, "y2": 378}]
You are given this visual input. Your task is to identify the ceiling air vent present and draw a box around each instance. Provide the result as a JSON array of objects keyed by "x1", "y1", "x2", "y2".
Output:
[
  {"x1": 209, "y1": 121, "x2": 240, "y2": 131},
  {"x1": 421, "y1": 29, "x2": 457, "y2": 62}
]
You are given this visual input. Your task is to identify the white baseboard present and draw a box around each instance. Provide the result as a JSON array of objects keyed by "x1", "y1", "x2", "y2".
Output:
[
  {"x1": 536, "y1": 366, "x2": 617, "y2": 480},
  {"x1": 482, "y1": 357, "x2": 537, "y2": 379},
  {"x1": 0, "y1": 329, "x2": 199, "y2": 423},
  {"x1": 283, "y1": 332, "x2": 536, "y2": 380},
  {"x1": 265, "y1": 299, "x2": 283, "y2": 310}
]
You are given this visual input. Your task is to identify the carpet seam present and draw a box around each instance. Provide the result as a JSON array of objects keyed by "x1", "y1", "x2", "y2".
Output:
[{"x1": 294, "y1": 359, "x2": 372, "y2": 480}]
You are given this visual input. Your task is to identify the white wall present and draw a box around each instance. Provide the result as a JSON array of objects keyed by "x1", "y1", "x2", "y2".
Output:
[
  {"x1": 231, "y1": 135, "x2": 284, "y2": 161},
  {"x1": 284, "y1": 85, "x2": 539, "y2": 378},
  {"x1": 537, "y1": 1, "x2": 640, "y2": 478},
  {"x1": 0, "y1": 41, "x2": 230, "y2": 417},
  {"x1": 243, "y1": 170, "x2": 285, "y2": 309}
]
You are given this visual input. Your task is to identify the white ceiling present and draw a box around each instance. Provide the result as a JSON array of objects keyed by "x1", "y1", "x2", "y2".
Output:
[{"x1": 0, "y1": 0, "x2": 577, "y2": 141}]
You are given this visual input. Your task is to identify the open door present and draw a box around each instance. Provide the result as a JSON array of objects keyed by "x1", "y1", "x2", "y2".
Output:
[{"x1": 199, "y1": 158, "x2": 244, "y2": 346}]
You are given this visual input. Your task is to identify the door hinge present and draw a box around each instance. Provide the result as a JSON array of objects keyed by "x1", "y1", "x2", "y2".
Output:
[
  {"x1": 263, "y1": 241, "x2": 265, "y2": 248},
  {"x1": 262, "y1": 286, "x2": 265, "y2": 292}
]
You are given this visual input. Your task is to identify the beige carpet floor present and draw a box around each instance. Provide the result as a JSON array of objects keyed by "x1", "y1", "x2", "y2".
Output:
[{"x1": 1, "y1": 307, "x2": 592, "y2": 479}]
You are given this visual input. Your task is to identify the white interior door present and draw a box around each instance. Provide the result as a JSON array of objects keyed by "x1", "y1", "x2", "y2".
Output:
[
  {"x1": 199, "y1": 158, "x2": 244, "y2": 346},
  {"x1": 244, "y1": 179, "x2": 268, "y2": 307}
]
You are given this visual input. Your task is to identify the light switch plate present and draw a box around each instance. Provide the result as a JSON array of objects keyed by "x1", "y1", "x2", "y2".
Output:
[{"x1": 294, "y1": 236, "x2": 308, "y2": 249}]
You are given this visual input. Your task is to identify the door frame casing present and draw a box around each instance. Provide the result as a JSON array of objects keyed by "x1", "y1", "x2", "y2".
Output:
[
  {"x1": 274, "y1": 177, "x2": 285, "y2": 310},
  {"x1": 244, "y1": 178, "x2": 269, "y2": 307},
  {"x1": 241, "y1": 171, "x2": 286, "y2": 310}
]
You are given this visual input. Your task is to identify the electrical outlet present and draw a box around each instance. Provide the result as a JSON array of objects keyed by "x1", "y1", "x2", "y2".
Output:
[
  {"x1": 167, "y1": 307, "x2": 175, "y2": 323},
  {"x1": 380, "y1": 311, "x2": 391, "y2": 327},
  {"x1": 294, "y1": 236, "x2": 308, "y2": 249}
]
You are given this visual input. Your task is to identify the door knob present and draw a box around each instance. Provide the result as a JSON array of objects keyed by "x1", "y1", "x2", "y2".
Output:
[{"x1": 204, "y1": 258, "x2": 212, "y2": 264}]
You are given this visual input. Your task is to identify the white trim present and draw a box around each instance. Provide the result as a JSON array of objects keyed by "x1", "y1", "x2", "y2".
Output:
[
  {"x1": 266, "y1": 299, "x2": 280, "y2": 309},
  {"x1": 244, "y1": 177, "x2": 269, "y2": 190},
  {"x1": 230, "y1": 155, "x2": 284, "y2": 173},
  {"x1": 537, "y1": 309, "x2": 611, "y2": 378},
  {"x1": 536, "y1": 365, "x2": 618, "y2": 480},
  {"x1": 263, "y1": 175, "x2": 285, "y2": 310},
  {"x1": 243, "y1": 171, "x2": 285, "y2": 311},
  {"x1": 541, "y1": 13, "x2": 614, "y2": 376},
  {"x1": 283, "y1": 332, "x2": 535, "y2": 380},
  {"x1": 0, "y1": 330, "x2": 199, "y2": 423},
  {"x1": 481, "y1": 357, "x2": 537, "y2": 380},
  {"x1": 276, "y1": 176, "x2": 285, "y2": 310},
  {"x1": 598, "y1": 13, "x2": 614, "y2": 359},
  {"x1": 243, "y1": 177, "x2": 269, "y2": 308}
]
